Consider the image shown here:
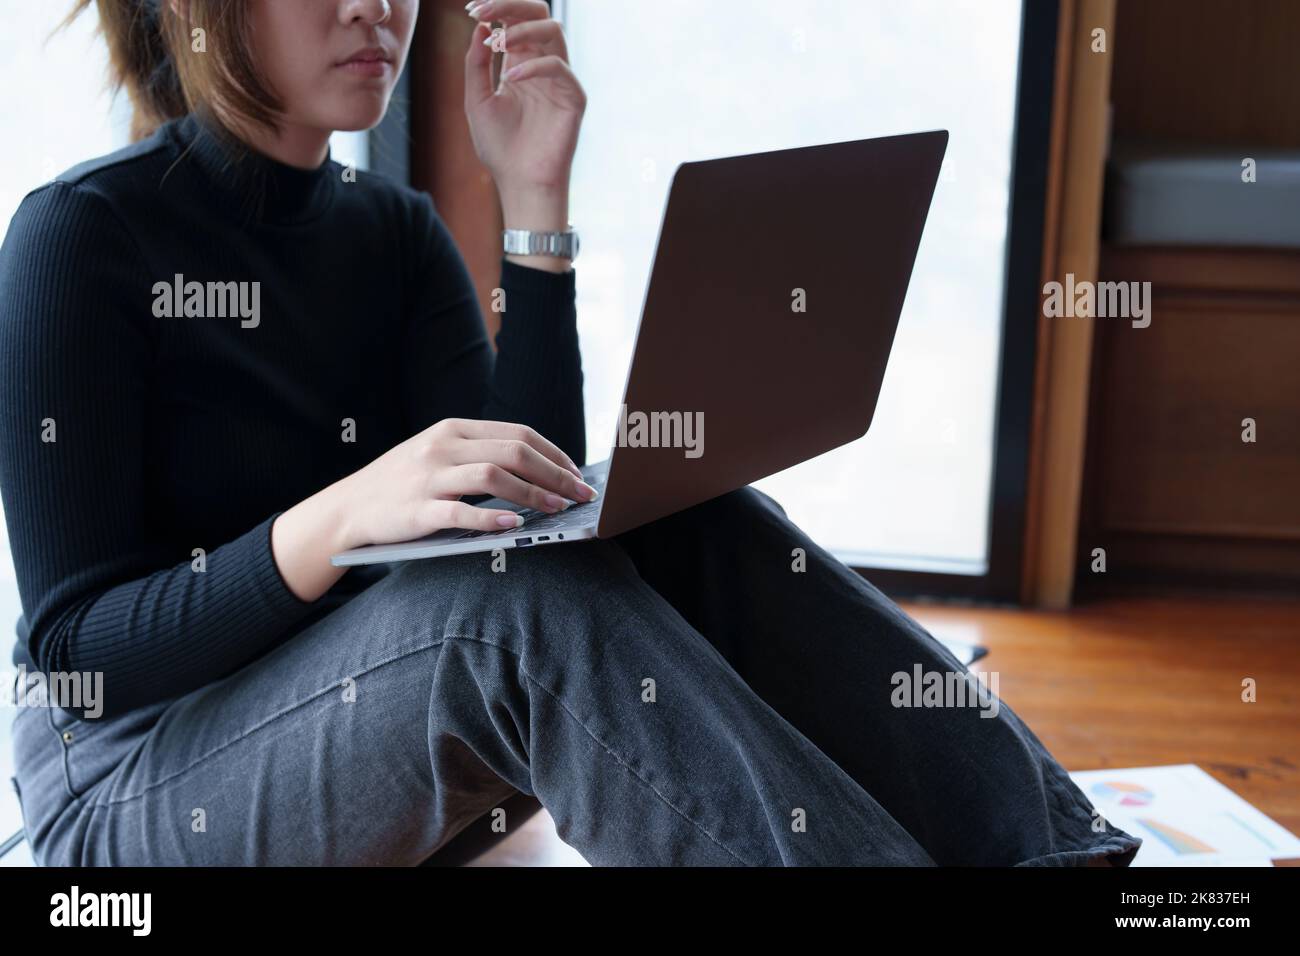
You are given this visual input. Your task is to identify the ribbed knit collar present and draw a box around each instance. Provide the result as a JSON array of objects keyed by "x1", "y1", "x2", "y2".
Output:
[{"x1": 169, "y1": 112, "x2": 337, "y2": 227}]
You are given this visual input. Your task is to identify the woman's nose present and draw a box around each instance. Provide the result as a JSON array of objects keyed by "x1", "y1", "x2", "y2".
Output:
[{"x1": 340, "y1": 0, "x2": 393, "y2": 27}]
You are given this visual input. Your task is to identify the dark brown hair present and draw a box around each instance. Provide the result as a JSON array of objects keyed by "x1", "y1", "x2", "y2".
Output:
[{"x1": 64, "y1": 0, "x2": 281, "y2": 140}]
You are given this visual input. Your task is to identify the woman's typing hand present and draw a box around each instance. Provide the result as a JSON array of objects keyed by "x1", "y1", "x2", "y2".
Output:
[
  {"x1": 336, "y1": 417, "x2": 596, "y2": 548},
  {"x1": 271, "y1": 418, "x2": 597, "y2": 602}
]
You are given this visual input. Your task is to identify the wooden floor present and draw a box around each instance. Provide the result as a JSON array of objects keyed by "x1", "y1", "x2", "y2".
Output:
[
  {"x1": 462, "y1": 595, "x2": 1300, "y2": 865},
  {"x1": 916, "y1": 595, "x2": 1300, "y2": 840}
]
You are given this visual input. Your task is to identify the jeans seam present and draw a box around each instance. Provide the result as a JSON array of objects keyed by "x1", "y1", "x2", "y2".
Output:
[
  {"x1": 439, "y1": 632, "x2": 758, "y2": 866},
  {"x1": 87, "y1": 639, "x2": 446, "y2": 810},
  {"x1": 45, "y1": 700, "x2": 81, "y2": 800}
]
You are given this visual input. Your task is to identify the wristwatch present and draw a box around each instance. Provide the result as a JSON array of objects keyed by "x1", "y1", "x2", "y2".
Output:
[{"x1": 503, "y1": 223, "x2": 580, "y2": 262}]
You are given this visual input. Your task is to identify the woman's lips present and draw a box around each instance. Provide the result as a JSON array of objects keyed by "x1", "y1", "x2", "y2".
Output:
[{"x1": 336, "y1": 53, "x2": 392, "y2": 77}]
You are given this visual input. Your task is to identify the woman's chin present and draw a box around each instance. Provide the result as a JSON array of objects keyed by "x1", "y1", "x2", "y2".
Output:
[{"x1": 323, "y1": 100, "x2": 391, "y2": 134}]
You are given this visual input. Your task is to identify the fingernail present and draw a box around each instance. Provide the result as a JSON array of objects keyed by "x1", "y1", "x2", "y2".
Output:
[
  {"x1": 577, "y1": 481, "x2": 599, "y2": 502},
  {"x1": 544, "y1": 493, "x2": 568, "y2": 511},
  {"x1": 468, "y1": 1, "x2": 493, "y2": 18},
  {"x1": 496, "y1": 514, "x2": 524, "y2": 528}
]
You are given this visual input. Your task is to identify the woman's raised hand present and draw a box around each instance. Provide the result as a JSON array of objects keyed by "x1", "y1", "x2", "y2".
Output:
[{"x1": 462, "y1": 1, "x2": 585, "y2": 227}]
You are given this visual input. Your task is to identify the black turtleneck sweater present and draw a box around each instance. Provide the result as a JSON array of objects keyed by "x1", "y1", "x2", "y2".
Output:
[{"x1": 0, "y1": 113, "x2": 585, "y2": 719}]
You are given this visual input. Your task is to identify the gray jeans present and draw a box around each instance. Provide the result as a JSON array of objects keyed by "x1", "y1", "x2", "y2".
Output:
[{"x1": 8, "y1": 487, "x2": 1141, "y2": 866}]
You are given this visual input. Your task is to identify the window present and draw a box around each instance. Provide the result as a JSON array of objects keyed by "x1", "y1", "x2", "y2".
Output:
[{"x1": 559, "y1": 0, "x2": 1042, "y2": 583}]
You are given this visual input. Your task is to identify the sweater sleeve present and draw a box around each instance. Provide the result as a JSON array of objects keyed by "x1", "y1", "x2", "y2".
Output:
[
  {"x1": 0, "y1": 182, "x2": 320, "y2": 720},
  {"x1": 402, "y1": 194, "x2": 586, "y2": 466}
]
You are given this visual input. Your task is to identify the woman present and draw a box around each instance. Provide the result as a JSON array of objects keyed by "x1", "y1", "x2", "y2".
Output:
[{"x1": 0, "y1": 0, "x2": 1140, "y2": 866}]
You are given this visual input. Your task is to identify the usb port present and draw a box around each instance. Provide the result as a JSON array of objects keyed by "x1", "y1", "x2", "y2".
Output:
[{"x1": 515, "y1": 537, "x2": 533, "y2": 547}]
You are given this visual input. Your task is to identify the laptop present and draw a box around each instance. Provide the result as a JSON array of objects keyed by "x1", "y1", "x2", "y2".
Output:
[{"x1": 331, "y1": 129, "x2": 948, "y2": 567}]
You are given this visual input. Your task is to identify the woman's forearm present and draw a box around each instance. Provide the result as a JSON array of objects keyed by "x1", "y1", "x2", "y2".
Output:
[
  {"x1": 501, "y1": 185, "x2": 571, "y2": 273},
  {"x1": 270, "y1": 476, "x2": 357, "y2": 602}
]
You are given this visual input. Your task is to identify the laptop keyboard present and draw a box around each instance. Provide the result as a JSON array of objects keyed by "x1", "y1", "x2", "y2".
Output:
[{"x1": 452, "y1": 466, "x2": 607, "y2": 539}]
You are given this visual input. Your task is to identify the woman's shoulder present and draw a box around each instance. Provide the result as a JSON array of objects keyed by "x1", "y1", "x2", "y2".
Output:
[
  {"x1": 0, "y1": 130, "x2": 182, "y2": 338},
  {"x1": 3, "y1": 124, "x2": 180, "y2": 252},
  {"x1": 47, "y1": 125, "x2": 178, "y2": 197}
]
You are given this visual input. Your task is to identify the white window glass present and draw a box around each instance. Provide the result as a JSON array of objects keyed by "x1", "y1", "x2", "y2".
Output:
[
  {"x1": 329, "y1": 130, "x2": 370, "y2": 171},
  {"x1": 560, "y1": 0, "x2": 1025, "y2": 572},
  {"x1": 0, "y1": 3, "x2": 129, "y2": 238}
]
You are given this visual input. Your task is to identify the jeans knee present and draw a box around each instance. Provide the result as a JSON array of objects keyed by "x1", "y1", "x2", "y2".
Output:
[
  {"x1": 386, "y1": 539, "x2": 637, "y2": 646},
  {"x1": 490, "y1": 537, "x2": 625, "y2": 587},
  {"x1": 684, "y1": 486, "x2": 790, "y2": 539},
  {"x1": 731, "y1": 484, "x2": 788, "y2": 518}
]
